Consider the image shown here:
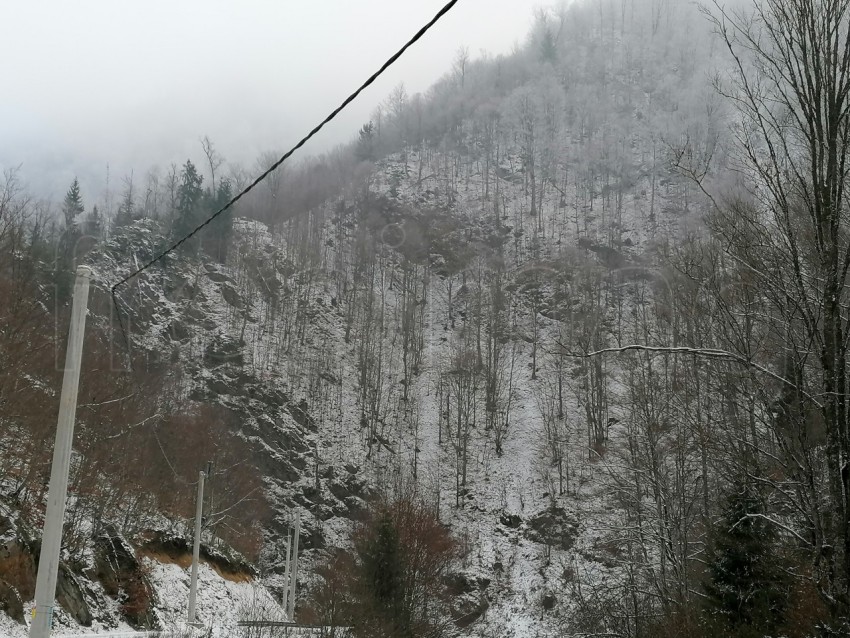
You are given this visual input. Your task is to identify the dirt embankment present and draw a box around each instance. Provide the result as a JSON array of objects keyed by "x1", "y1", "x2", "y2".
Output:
[{"x1": 138, "y1": 531, "x2": 256, "y2": 583}]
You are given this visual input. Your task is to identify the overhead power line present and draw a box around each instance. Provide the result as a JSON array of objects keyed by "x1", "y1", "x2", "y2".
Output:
[{"x1": 111, "y1": 0, "x2": 460, "y2": 302}]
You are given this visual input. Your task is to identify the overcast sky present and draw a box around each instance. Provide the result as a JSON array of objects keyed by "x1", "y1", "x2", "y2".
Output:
[{"x1": 0, "y1": 0, "x2": 537, "y2": 200}]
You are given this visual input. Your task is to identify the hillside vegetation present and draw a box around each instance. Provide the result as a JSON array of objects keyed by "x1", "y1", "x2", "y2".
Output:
[{"x1": 2, "y1": 1, "x2": 849, "y2": 636}]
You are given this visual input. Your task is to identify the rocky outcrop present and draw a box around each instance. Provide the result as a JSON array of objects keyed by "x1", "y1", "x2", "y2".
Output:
[
  {"x1": 0, "y1": 510, "x2": 35, "y2": 624},
  {"x1": 0, "y1": 579, "x2": 23, "y2": 624},
  {"x1": 526, "y1": 507, "x2": 578, "y2": 552},
  {"x1": 140, "y1": 531, "x2": 257, "y2": 581},
  {"x1": 93, "y1": 528, "x2": 157, "y2": 629},
  {"x1": 56, "y1": 565, "x2": 92, "y2": 626}
]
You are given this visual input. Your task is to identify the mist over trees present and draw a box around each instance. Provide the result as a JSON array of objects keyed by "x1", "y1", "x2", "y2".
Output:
[{"x1": 3, "y1": 0, "x2": 850, "y2": 636}]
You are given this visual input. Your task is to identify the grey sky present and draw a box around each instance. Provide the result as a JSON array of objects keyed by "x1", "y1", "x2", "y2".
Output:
[{"x1": 1, "y1": 0, "x2": 537, "y2": 200}]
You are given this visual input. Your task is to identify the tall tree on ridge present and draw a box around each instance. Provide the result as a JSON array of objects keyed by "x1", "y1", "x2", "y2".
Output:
[
  {"x1": 62, "y1": 177, "x2": 84, "y2": 230},
  {"x1": 174, "y1": 159, "x2": 204, "y2": 251}
]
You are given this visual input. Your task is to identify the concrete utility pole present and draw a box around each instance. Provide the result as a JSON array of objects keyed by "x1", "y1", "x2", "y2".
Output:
[
  {"x1": 205, "y1": 460, "x2": 214, "y2": 535},
  {"x1": 187, "y1": 470, "x2": 205, "y2": 626},
  {"x1": 281, "y1": 530, "x2": 292, "y2": 615},
  {"x1": 287, "y1": 511, "x2": 301, "y2": 621},
  {"x1": 30, "y1": 266, "x2": 92, "y2": 638}
]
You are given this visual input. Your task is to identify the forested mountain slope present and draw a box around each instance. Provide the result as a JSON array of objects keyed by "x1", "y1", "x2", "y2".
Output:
[{"x1": 2, "y1": 1, "x2": 849, "y2": 636}]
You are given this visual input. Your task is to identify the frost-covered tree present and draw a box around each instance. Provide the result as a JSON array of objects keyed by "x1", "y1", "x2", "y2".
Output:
[{"x1": 698, "y1": 0, "x2": 850, "y2": 614}]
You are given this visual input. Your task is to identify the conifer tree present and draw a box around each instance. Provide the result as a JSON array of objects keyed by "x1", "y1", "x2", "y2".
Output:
[
  {"x1": 356, "y1": 122, "x2": 377, "y2": 161},
  {"x1": 62, "y1": 177, "x2": 84, "y2": 229},
  {"x1": 207, "y1": 177, "x2": 234, "y2": 263},
  {"x1": 361, "y1": 514, "x2": 405, "y2": 631},
  {"x1": 704, "y1": 482, "x2": 789, "y2": 637},
  {"x1": 57, "y1": 178, "x2": 85, "y2": 301},
  {"x1": 86, "y1": 205, "x2": 103, "y2": 238},
  {"x1": 174, "y1": 159, "x2": 204, "y2": 249},
  {"x1": 338, "y1": 497, "x2": 456, "y2": 638}
]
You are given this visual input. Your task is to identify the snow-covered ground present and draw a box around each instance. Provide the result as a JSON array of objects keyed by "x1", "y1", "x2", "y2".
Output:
[
  {"x1": 0, "y1": 557, "x2": 283, "y2": 638},
  {"x1": 143, "y1": 558, "x2": 284, "y2": 634}
]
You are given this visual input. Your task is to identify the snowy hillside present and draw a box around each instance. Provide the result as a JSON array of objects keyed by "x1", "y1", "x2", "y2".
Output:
[
  {"x1": 0, "y1": 545, "x2": 283, "y2": 638},
  {"x1": 4, "y1": 0, "x2": 847, "y2": 636},
  {"x1": 2, "y1": 1, "x2": 717, "y2": 634}
]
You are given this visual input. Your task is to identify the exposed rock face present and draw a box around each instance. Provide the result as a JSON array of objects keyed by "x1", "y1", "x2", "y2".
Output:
[
  {"x1": 446, "y1": 571, "x2": 492, "y2": 629},
  {"x1": 206, "y1": 271, "x2": 233, "y2": 284},
  {"x1": 452, "y1": 593, "x2": 490, "y2": 629},
  {"x1": 220, "y1": 283, "x2": 244, "y2": 308},
  {"x1": 526, "y1": 507, "x2": 578, "y2": 552},
  {"x1": 203, "y1": 334, "x2": 244, "y2": 367},
  {"x1": 140, "y1": 531, "x2": 257, "y2": 580},
  {"x1": 93, "y1": 528, "x2": 157, "y2": 629},
  {"x1": 167, "y1": 319, "x2": 192, "y2": 342},
  {"x1": 56, "y1": 565, "x2": 92, "y2": 626},
  {"x1": 0, "y1": 509, "x2": 94, "y2": 627},
  {"x1": 499, "y1": 512, "x2": 522, "y2": 529},
  {"x1": 0, "y1": 512, "x2": 35, "y2": 624},
  {"x1": 0, "y1": 580, "x2": 23, "y2": 624}
]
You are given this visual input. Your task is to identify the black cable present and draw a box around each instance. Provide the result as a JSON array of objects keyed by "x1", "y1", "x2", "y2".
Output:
[{"x1": 110, "y1": 0, "x2": 460, "y2": 312}]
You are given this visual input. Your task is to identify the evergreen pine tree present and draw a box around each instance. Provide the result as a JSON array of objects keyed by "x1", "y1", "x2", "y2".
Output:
[
  {"x1": 207, "y1": 177, "x2": 234, "y2": 263},
  {"x1": 359, "y1": 514, "x2": 408, "y2": 636},
  {"x1": 356, "y1": 122, "x2": 376, "y2": 161},
  {"x1": 86, "y1": 205, "x2": 103, "y2": 238},
  {"x1": 705, "y1": 481, "x2": 790, "y2": 637},
  {"x1": 174, "y1": 160, "x2": 204, "y2": 250},
  {"x1": 62, "y1": 178, "x2": 84, "y2": 230},
  {"x1": 57, "y1": 178, "x2": 85, "y2": 301},
  {"x1": 539, "y1": 26, "x2": 557, "y2": 63}
]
